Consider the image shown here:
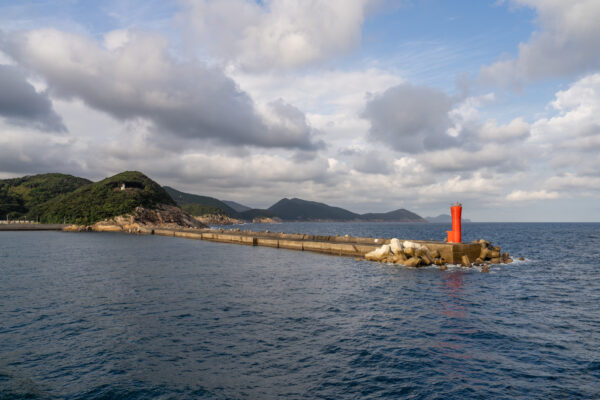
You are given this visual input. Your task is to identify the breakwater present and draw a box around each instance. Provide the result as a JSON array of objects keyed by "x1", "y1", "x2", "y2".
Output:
[
  {"x1": 145, "y1": 227, "x2": 482, "y2": 265},
  {"x1": 0, "y1": 223, "x2": 68, "y2": 231}
]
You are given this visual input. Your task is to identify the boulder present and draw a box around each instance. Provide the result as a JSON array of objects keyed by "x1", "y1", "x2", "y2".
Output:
[
  {"x1": 481, "y1": 265, "x2": 490, "y2": 273},
  {"x1": 395, "y1": 252, "x2": 407, "y2": 264},
  {"x1": 403, "y1": 257, "x2": 421, "y2": 268},
  {"x1": 404, "y1": 247, "x2": 415, "y2": 257},
  {"x1": 403, "y1": 241, "x2": 422, "y2": 250},
  {"x1": 390, "y1": 238, "x2": 403, "y2": 255},
  {"x1": 421, "y1": 254, "x2": 433, "y2": 265},
  {"x1": 365, "y1": 244, "x2": 392, "y2": 262},
  {"x1": 490, "y1": 257, "x2": 503, "y2": 264},
  {"x1": 490, "y1": 250, "x2": 501, "y2": 258},
  {"x1": 440, "y1": 264, "x2": 448, "y2": 271},
  {"x1": 461, "y1": 255, "x2": 472, "y2": 267},
  {"x1": 430, "y1": 249, "x2": 441, "y2": 259}
]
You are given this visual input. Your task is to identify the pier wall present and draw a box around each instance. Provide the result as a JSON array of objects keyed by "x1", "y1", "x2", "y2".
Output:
[{"x1": 149, "y1": 228, "x2": 480, "y2": 264}]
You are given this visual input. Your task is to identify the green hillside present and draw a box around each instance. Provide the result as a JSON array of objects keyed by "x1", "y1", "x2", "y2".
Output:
[
  {"x1": 163, "y1": 186, "x2": 239, "y2": 217},
  {"x1": 30, "y1": 171, "x2": 175, "y2": 224},
  {"x1": 0, "y1": 173, "x2": 91, "y2": 219}
]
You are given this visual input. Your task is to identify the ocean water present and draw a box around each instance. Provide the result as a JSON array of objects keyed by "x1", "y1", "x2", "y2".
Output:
[{"x1": 1, "y1": 223, "x2": 599, "y2": 399}]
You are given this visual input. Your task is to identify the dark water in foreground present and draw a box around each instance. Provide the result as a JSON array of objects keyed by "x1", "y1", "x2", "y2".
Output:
[{"x1": 1, "y1": 223, "x2": 599, "y2": 399}]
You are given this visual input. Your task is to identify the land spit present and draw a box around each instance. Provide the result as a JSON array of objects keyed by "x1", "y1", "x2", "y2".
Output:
[{"x1": 135, "y1": 227, "x2": 483, "y2": 265}]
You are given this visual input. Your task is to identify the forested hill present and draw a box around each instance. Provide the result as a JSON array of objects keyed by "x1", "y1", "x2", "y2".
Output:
[{"x1": 1, "y1": 171, "x2": 176, "y2": 224}]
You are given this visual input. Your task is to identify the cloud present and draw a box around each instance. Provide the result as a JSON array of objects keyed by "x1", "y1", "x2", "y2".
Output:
[
  {"x1": 0, "y1": 64, "x2": 65, "y2": 131},
  {"x1": 481, "y1": 0, "x2": 600, "y2": 85},
  {"x1": 361, "y1": 83, "x2": 456, "y2": 153},
  {"x1": 531, "y1": 73, "x2": 600, "y2": 161},
  {"x1": 4, "y1": 28, "x2": 321, "y2": 150},
  {"x1": 179, "y1": 0, "x2": 375, "y2": 70},
  {"x1": 478, "y1": 117, "x2": 530, "y2": 142},
  {"x1": 506, "y1": 189, "x2": 561, "y2": 202}
]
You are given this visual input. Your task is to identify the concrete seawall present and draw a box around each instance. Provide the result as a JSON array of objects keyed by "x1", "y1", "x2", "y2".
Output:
[
  {"x1": 148, "y1": 228, "x2": 481, "y2": 264},
  {"x1": 0, "y1": 224, "x2": 68, "y2": 231}
]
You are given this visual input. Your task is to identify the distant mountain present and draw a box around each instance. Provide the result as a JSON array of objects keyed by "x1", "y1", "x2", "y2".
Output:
[
  {"x1": 268, "y1": 198, "x2": 359, "y2": 221},
  {"x1": 426, "y1": 214, "x2": 471, "y2": 223},
  {"x1": 222, "y1": 200, "x2": 252, "y2": 212},
  {"x1": 360, "y1": 209, "x2": 426, "y2": 222},
  {"x1": 163, "y1": 186, "x2": 239, "y2": 217},
  {"x1": 267, "y1": 197, "x2": 426, "y2": 222}
]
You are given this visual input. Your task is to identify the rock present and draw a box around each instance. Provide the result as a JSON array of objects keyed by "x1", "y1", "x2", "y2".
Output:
[
  {"x1": 404, "y1": 247, "x2": 415, "y2": 257},
  {"x1": 403, "y1": 257, "x2": 421, "y2": 268},
  {"x1": 421, "y1": 254, "x2": 433, "y2": 265},
  {"x1": 490, "y1": 257, "x2": 503, "y2": 264},
  {"x1": 518, "y1": 257, "x2": 525, "y2": 261},
  {"x1": 395, "y1": 252, "x2": 407, "y2": 264},
  {"x1": 481, "y1": 265, "x2": 490, "y2": 273},
  {"x1": 430, "y1": 249, "x2": 441, "y2": 259},
  {"x1": 461, "y1": 255, "x2": 472, "y2": 267},
  {"x1": 480, "y1": 248, "x2": 491, "y2": 260},
  {"x1": 493, "y1": 246, "x2": 501, "y2": 252},
  {"x1": 490, "y1": 250, "x2": 501, "y2": 259},
  {"x1": 390, "y1": 238, "x2": 403, "y2": 254},
  {"x1": 505, "y1": 258, "x2": 513, "y2": 264},
  {"x1": 433, "y1": 258, "x2": 445, "y2": 266},
  {"x1": 475, "y1": 257, "x2": 484, "y2": 264},
  {"x1": 195, "y1": 214, "x2": 243, "y2": 226},
  {"x1": 403, "y1": 241, "x2": 422, "y2": 250},
  {"x1": 365, "y1": 244, "x2": 392, "y2": 262},
  {"x1": 440, "y1": 264, "x2": 448, "y2": 271}
]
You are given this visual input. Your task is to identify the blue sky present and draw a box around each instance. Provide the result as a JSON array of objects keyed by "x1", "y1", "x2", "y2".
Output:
[{"x1": 1, "y1": 0, "x2": 599, "y2": 221}]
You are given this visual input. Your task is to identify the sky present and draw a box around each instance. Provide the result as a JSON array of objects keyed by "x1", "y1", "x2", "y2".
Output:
[{"x1": 0, "y1": 0, "x2": 599, "y2": 222}]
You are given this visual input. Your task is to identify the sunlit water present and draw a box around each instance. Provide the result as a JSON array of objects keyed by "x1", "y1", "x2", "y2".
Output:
[{"x1": 1, "y1": 223, "x2": 599, "y2": 399}]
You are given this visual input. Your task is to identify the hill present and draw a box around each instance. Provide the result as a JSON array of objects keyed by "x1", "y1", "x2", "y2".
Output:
[
  {"x1": 267, "y1": 197, "x2": 427, "y2": 222},
  {"x1": 222, "y1": 200, "x2": 252, "y2": 212},
  {"x1": 0, "y1": 173, "x2": 91, "y2": 219},
  {"x1": 163, "y1": 186, "x2": 238, "y2": 217},
  {"x1": 29, "y1": 171, "x2": 176, "y2": 224},
  {"x1": 268, "y1": 198, "x2": 360, "y2": 221},
  {"x1": 360, "y1": 209, "x2": 427, "y2": 222},
  {"x1": 426, "y1": 214, "x2": 472, "y2": 223}
]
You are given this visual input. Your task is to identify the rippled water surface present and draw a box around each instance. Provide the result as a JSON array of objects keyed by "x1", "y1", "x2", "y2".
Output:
[{"x1": 1, "y1": 223, "x2": 599, "y2": 399}]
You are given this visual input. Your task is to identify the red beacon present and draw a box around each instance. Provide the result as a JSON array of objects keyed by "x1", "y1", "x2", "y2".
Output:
[{"x1": 446, "y1": 202, "x2": 462, "y2": 243}]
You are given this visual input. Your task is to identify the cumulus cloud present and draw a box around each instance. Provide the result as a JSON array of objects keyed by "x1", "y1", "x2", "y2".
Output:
[
  {"x1": 478, "y1": 117, "x2": 530, "y2": 143},
  {"x1": 0, "y1": 64, "x2": 65, "y2": 131},
  {"x1": 361, "y1": 83, "x2": 456, "y2": 153},
  {"x1": 506, "y1": 189, "x2": 561, "y2": 202},
  {"x1": 4, "y1": 28, "x2": 321, "y2": 150},
  {"x1": 180, "y1": 0, "x2": 375, "y2": 70},
  {"x1": 531, "y1": 73, "x2": 600, "y2": 160},
  {"x1": 481, "y1": 0, "x2": 600, "y2": 85}
]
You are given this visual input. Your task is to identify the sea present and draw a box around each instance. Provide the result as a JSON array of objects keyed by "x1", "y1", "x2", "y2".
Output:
[{"x1": 1, "y1": 222, "x2": 599, "y2": 399}]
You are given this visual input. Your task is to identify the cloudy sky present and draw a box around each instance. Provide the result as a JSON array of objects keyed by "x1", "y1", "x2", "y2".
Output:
[{"x1": 1, "y1": 0, "x2": 599, "y2": 221}]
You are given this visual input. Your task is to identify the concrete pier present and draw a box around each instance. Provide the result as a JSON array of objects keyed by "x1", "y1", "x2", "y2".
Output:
[
  {"x1": 149, "y1": 228, "x2": 481, "y2": 264},
  {"x1": 0, "y1": 223, "x2": 68, "y2": 231}
]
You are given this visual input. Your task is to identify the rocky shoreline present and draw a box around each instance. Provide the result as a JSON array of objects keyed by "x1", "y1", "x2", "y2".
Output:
[{"x1": 63, "y1": 204, "x2": 206, "y2": 233}]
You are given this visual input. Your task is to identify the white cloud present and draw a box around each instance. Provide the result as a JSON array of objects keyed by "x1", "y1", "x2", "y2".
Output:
[
  {"x1": 4, "y1": 28, "x2": 322, "y2": 150},
  {"x1": 180, "y1": 0, "x2": 375, "y2": 70},
  {"x1": 481, "y1": 0, "x2": 600, "y2": 85},
  {"x1": 506, "y1": 189, "x2": 561, "y2": 201}
]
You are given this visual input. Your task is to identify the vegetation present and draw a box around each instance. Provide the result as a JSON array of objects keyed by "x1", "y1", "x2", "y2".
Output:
[
  {"x1": 163, "y1": 186, "x2": 239, "y2": 217},
  {"x1": 31, "y1": 171, "x2": 175, "y2": 224},
  {"x1": 0, "y1": 173, "x2": 91, "y2": 219},
  {"x1": 1, "y1": 171, "x2": 176, "y2": 224},
  {"x1": 182, "y1": 203, "x2": 225, "y2": 217}
]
